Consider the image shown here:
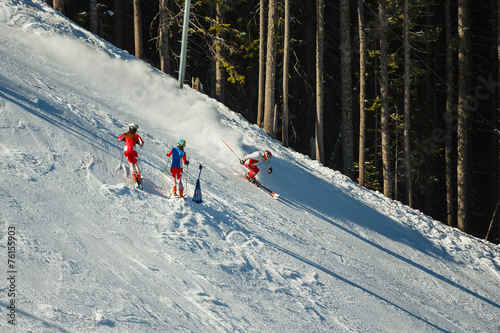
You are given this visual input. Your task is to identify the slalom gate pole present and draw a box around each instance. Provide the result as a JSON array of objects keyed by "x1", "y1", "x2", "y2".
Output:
[
  {"x1": 197, "y1": 164, "x2": 203, "y2": 179},
  {"x1": 192, "y1": 164, "x2": 204, "y2": 203},
  {"x1": 160, "y1": 155, "x2": 171, "y2": 189},
  {"x1": 221, "y1": 138, "x2": 241, "y2": 162}
]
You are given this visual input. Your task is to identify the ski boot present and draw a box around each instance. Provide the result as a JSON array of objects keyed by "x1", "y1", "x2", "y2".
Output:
[{"x1": 245, "y1": 175, "x2": 256, "y2": 184}]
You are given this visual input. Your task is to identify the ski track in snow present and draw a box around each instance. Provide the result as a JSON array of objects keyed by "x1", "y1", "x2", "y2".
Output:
[{"x1": 0, "y1": 1, "x2": 499, "y2": 332}]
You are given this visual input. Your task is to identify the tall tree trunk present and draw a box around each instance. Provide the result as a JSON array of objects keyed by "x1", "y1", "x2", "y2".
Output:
[
  {"x1": 133, "y1": 0, "x2": 143, "y2": 59},
  {"x1": 424, "y1": 4, "x2": 435, "y2": 216},
  {"x1": 90, "y1": 0, "x2": 98, "y2": 34},
  {"x1": 282, "y1": 0, "x2": 290, "y2": 147},
  {"x1": 497, "y1": 0, "x2": 500, "y2": 241},
  {"x1": 263, "y1": 0, "x2": 277, "y2": 137},
  {"x1": 257, "y1": 0, "x2": 266, "y2": 128},
  {"x1": 215, "y1": 1, "x2": 225, "y2": 103},
  {"x1": 53, "y1": 0, "x2": 63, "y2": 12},
  {"x1": 358, "y1": 0, "x2": 366, "y2": 187},
  {"x1": 315, "y1": 0, "x2": 325, "y2": 163},
  {"x1": 445, "y1": 0, "x2": 455, "y2": 227},
  {"x1": 340, "y1": 0, "x2": 353, "y2": 177},
  {"x1": 379, "y1": 0, "x2": 392, "y2": 198},
  {"x1": 403, "y1": 0, "x2": 412, "y2": 206},
  {"x1": 457, "y1": 0, "x2": 470, "y2": 232},
  {"x1": 159, "y1": 0, "x2": 170, "y2": 74},
  {"x1": 114, "y1": 0, "x2": 123, "y2": 48}
]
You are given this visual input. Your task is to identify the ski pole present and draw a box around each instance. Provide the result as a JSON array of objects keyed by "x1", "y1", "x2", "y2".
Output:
[
  {"x1": 119, "y1": 153, "x2": 129, "y2": 176},
  {"x1": 160, "y1": 155, "x2": 171, "y2": 189},
  {"x1": 116, "y1": 153, "x2": 124, "y2": 171},
  {"x1": 221, "y1": 138, "x2": 242, "y2": 162},
  {"x1": 185, "y1": 163, "x2": 189, "y2": 195}
]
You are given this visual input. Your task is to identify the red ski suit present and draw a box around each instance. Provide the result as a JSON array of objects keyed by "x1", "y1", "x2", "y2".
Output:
[
  {"x1": 243, "y1": 151, "x2": 271, "y2": 179},
  {"x1": 118, "y1": 131, "x2": 144, "y2": 178}
]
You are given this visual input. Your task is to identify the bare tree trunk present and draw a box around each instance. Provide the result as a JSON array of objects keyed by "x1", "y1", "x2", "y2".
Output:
[
  {"x1": 497, "y1": 0, "x2": 500, "y2": 241},
  {"x1": 159, "y1": 0, "x2": 170, "y2": 74},
  {"x1": 282, "y1": 0, "x2": 290, "y2": 147},
  {"x1": 457, "y1": 0, "x2": 470, "y2": 232},
  {"x1": 114, "y1": 0, "x2": 123, "y2": 48},
  {"x1": 379, "y1": 0, "x2": 392, "y2": 198},
  {"x1": 445, "y1": 0, "x2": 455, "y2": 227},
  {"x1": 340, "y1": 0, "x2": 353, "y2": 177},
  {"x1": 53, "y1": 0, "x2": 63, "y2": 12},
  {"x1": 403, "y1": 0, "x2": 412, "y2": 206},
  {"x1": 315, "y1": 0, "x2": 325, "y2": 164},
  {"x1": 358, "y1": 0, "x2": 366, "y2": 187},
  {"x1": 215, "y1": 1, "x2": 225, "y2": 103},
  {"x1": 89, "y1": 0, "x2": 98, "y2": 34},
  {"x1": 263, "y1": 0, "x2": 277, "y2": 137},
  {"x1": 133, "y1": 0, "x2": 143, "y2": 59},
  {"x1": 257, "y1": 0, "x2": 266, "y2": 128}
]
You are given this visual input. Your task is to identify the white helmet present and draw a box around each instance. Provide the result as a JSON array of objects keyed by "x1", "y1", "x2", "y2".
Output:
[
  {"x1": 264, "y1": 150, "x2": 272, "y2": 160},
  {"x1": 129, "y1": 123, "x2": 138, "y2": 132}
]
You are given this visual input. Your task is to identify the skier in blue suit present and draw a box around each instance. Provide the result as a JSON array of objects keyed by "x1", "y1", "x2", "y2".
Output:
[{"x1": 166, "y1": 139, "x2": 189, "y2": 196}]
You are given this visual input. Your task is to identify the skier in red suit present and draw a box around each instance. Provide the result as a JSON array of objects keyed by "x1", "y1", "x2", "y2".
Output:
[
  {"x1": 240, "y1": 150, "x2": 273, "y2": 183},
  {"x1": 118, "y1": 123, "x2": 144, "y2": 186}
]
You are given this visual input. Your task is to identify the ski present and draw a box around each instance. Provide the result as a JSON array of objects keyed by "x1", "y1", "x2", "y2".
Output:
[
  {"x1": 166, "y1": 193, "x2": 187, "y2": 199},
  {"x1": 249, "y1": 178, "x2": 279, "y2": 199},
  {"x1": 123, "y1": 174, "x2": 143, "y2": 190}
]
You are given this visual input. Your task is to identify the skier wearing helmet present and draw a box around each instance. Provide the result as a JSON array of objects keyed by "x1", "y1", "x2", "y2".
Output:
[
  {"x1": 166, "y1": 139, "x2": 190, "y2": 197},
  {"x1": 240, "y1": 150, "x2": 273, "y2": 183},
  {"x1": 118, "y1": 123, "x2": 144, "y2": 187}
]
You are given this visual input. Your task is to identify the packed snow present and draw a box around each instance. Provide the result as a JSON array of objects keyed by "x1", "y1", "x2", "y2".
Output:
[{"x1": 0, "y1": 1, "x2": 499, "y2": 332}]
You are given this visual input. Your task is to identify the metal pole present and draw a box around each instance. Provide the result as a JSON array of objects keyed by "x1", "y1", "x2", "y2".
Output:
[{"x1": 178, "y1": 0, "x2": 191, "y2": 89}]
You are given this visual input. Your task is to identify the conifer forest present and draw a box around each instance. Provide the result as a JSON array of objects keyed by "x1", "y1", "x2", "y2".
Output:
[{"x1": 46, "y1": 0, "x2": 500, "y2": 244}]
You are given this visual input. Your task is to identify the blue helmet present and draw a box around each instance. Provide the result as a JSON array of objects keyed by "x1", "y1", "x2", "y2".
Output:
[{"x1": 178, "y1": 139, "x2": 186, "y2": 147}]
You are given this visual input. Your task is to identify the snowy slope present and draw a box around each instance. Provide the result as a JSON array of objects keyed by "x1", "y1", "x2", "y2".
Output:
[{"x1": 0, "y1": 1, "x2": 499, "y2": 332}]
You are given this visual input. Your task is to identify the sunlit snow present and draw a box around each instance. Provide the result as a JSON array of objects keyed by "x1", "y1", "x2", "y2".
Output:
[{"x1": 0, "y1": 1, "x2": 499, "y2": 332}]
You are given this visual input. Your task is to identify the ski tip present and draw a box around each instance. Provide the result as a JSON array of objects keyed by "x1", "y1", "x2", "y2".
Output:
[{"x1": 272, "y1": 193, "x2": 280, "y2": 199}]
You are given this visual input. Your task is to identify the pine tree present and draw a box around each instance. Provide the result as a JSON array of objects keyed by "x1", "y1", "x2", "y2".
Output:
[
  {"x1": 257, "y1": 0, "x2": 266, "y2": 129},
  {"x1": 159, "y1": 0, "x2": 170, "y2": 74},
  {"x1": 90, "y1": 0, "x2": 98, "y2": 34},
  {"x1": 133, "y1": 0, "x2": 143, "y2": 59},
  {"x1": 282, "y1": 0, "x2": 290, "y2": 147},
  {"x1": 263, "y1": 0, "x2": 277, "y2": 137},
  {"x1": 379, "y1": 0, "x2": 392, "y2": 198},
  {"x1": 340, "y1": 0, "x2": 353, "y2": 177},
  {"x1": 357, "y1": 0, "x2": 367, "y2": 187},
  {"x1": 214, "y1": 0, "x2": 225, "y2": 103},
  {"x1": 403, "y1": 0, "x2": 412, "y2": 206},
  {"x1": 445, "y1": 0, "x2": 455, "y2": 227},
  {"x1": 457, "y1": 0, "x2": 470, "y2": 232},
  {"x1": 53, "y1": 0, "x2": 63, "y2": 12},
  {"x1": 315, "y1": 0, "x2": 325, "y2": 163}
]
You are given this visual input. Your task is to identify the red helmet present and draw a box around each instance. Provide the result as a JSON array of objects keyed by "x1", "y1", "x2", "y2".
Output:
[{"x1": 264, "y1": 150, "x2": 272, "y2": 160}]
